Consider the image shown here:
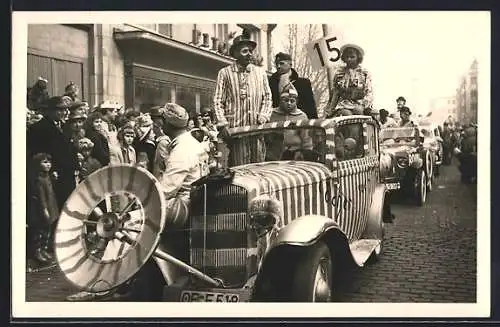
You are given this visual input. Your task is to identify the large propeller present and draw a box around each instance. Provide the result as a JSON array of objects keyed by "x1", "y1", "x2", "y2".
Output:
[{"x1": 54, "y1": 165, "x2": 167, "y2": 293}]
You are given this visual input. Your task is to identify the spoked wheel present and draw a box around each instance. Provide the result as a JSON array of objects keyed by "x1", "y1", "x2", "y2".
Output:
[
  {"x1": 290, "y1": 242, "x2": 333, "y2": 302},
  {"x1": 414, "y1": 169, "x2": 427, "y2": 206},
  {"x1": 426, "y1": 152, "x2": 434, "y2": 192},
  {"x1": 54, "y1": 165, "x2": 167, "y2": 293}
]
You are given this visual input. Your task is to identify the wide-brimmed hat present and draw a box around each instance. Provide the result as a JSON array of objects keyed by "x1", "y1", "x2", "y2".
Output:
[
  {"x1": 229, "y1": 34, "x2": 257, "y2": 57},
  {"x1": 162, "y1": 103, "x2": 189, "y2": 128},
  {"x1": 396, "y1": 96, "x2": 406, "y2": 103},
  {"x1": 37, "y1": 76, "x2": 48, "y2": 83},
  {"x1": 340, "y1": 44, "x2": 365, "y2": 57},
  {"x1": 68, "y1": 108, "x2": 87, "y2": 121}
]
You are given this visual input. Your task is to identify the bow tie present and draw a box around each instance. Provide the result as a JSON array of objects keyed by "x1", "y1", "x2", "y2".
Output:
[{"x1": 237, "y1": 65, "x2": 251, "y2": 73}]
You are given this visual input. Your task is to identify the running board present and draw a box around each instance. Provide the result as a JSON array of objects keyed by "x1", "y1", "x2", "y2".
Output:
[{"x1": 349, "y1": 239, "x2": 381, "y2": 267}]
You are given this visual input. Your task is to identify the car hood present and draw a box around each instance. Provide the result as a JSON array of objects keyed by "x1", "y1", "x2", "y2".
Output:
[
  {"x1": 231, "y1": 161, "x2": 331, "y2": 195},
  {"x1": 380, "y1": 144, "x2": 417, "y2": 156}
]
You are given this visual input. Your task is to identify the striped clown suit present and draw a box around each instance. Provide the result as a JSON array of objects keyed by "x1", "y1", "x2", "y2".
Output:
[{"x1": 213, "y1": 63, "x2": 273, "y2": 165}]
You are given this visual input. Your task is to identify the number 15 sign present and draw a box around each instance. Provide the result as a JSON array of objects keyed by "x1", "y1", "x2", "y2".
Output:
[{"x1": 306, "y1": 34, "x2": 343, "y2": 71}]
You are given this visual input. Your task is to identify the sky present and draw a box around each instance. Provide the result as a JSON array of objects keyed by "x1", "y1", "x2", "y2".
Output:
[{"x1": 270, "y1": 11, "x2": 490, "y2": 115}]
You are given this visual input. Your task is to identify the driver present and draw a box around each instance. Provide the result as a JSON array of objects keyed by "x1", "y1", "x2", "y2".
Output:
[
  {"x1": 157, "y1": 103, "x2": 210, "y2": 227},
  {"x1": 399, "y1": 106, "x2": 415, "y2": 127},
  {"x1": 266, "y1": 83, "x2": 314, "y2": 161}
]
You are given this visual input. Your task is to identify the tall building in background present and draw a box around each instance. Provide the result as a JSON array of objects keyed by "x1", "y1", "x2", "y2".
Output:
[
  {"x1": 455, "y1": 59, "x2": 478, "y2": 124},
  {"x1": 429, "y1": 96, "x2": 457, "y2": 124},
  {"x1": 27, "y1": 23, "x2": 276, "y2": 117}
]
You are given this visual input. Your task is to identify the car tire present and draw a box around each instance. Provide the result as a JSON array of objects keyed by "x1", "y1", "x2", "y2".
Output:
[
  {"x1": 426, "y1": 153, "x2": 434, "y2": 192},
  {"x1": 415, "y1": 169, "x2": 427, "y2": 206},
  {"x1": 289, "y1": 241, "x2": 333, "y2": 302}
]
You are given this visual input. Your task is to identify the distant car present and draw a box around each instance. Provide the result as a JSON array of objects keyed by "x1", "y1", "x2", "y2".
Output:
[
  {"x1": 54, "y1": 115, "x2": 393, "y2": 303},
  {"x1": 379, "y1": 126, "x2": 434, "y2": 205}
]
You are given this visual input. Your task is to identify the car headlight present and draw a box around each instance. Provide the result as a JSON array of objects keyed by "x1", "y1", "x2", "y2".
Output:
[
  {"x1": 396, "y1": 157, "x2": 409, "y2": 168},
  {"x1": 248, "y1": 195, "x2": 283, "y2": 238}
]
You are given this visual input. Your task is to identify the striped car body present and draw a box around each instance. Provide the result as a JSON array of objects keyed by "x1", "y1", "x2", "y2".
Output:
[{"x1": 187, "y1": 116, "x2": 383, "y2": 290}]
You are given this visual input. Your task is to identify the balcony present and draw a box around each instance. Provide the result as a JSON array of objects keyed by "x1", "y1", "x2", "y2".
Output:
[{"x1": 113, "y1": 24, "x2": 234, "y2": 66}]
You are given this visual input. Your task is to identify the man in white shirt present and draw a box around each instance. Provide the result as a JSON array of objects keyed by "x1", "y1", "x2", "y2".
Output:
[{"x1": 157, "y1": 103, "x2": 210, "y2": 228}]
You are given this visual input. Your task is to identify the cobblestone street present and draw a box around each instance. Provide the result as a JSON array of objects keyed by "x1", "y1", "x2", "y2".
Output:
[{"x1": 25, "y1": 161, "x2": 477, "y2": 303}]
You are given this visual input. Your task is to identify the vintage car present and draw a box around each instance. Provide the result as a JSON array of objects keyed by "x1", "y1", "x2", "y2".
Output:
[
  {"x1": 417, "y1": 122, "x2": 444, "y2": 177},
  {"x1": 54, "y1": 115, "x2": 393, "y2": 303},
  {"x1": 379, "y1": 126, "x2": 434, "y2": 205}
]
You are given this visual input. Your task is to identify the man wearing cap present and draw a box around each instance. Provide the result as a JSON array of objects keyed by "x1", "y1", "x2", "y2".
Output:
[
  {"x1": 396, "y1": 96, "x2": 406, "y2": 111},
  {"x1": 325, "y1": 44, "x2": 373, "y2": 117},
  {"x1": 157, "y1": 103, "x2": 210, "y2": 227},
  {"x1": 268, "y1": 52, "x2": 317, "y2": 119},
  {"x1": 27, "y1": 96, "x2": 79, "y2": 209},
  {"x1": 133, "y1": 113, "x2": 156, "y2": 171},
  {"x1": 379, "y1": 109, "x2": 397, "y2": 128},
  {"x1": 266, "y1": 83, "x2": 314, "y2": 161},
  {"x1": 213, "y1": 30, "x2": 273, "y2": 164},
  {"x1": 399, "y1": 106, "x2": 415, "y2": 127},
  {"x1": 149, "y1": 106, "x2": 171, "y2": 179}
]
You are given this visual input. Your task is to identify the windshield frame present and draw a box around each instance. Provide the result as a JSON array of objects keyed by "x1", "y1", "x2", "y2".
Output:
[{"x1": 380, "y1": 126, "x2": 421, "y2": 147}]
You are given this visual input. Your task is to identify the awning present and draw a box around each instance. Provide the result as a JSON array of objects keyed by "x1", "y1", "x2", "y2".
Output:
[{"x1": 113, "y1": 30, "x2": 234, "y2": 66}]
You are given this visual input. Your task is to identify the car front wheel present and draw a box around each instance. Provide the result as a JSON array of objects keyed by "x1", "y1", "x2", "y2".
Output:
[
  {"x1": 415, "y1": 169, "x2": 427, "y2": 206},
  {"x1": 290, "y1": 241, "x2": 333, "y2": 302}
]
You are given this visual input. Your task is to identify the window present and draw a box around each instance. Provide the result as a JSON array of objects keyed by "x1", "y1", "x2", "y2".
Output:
[
  {"x1": 27, "y1": 53, "x2": 84, "y2": 103},
  {"x1": 134, "y1": 78, "x2": 174, "y2": 112},
  {"x1": 199, "y1": 88, "x2": 215, "y2": 111},
  {"x1": 365, "y1": 123, "x2": 378, "y2": 156},
  {"x1": 334, "y1": 123, "x2": 364, "y2": 161},
  {"x1": 175, "y1": 85, "x2": 197, "y2": 116}
]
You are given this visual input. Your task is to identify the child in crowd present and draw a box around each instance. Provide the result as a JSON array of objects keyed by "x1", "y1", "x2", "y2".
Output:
[
  {"x1": 117, "y1": 122, "x2": 137, "y2": 165},
  {"x1": 77, "y1": 137, "x2": 102, "y2": 181},
  {"x1": 85, "y1": 111, "x2": 111, "y2": 166},
  {"x1": 29, "y1": 153, "x2": 60, "y2": 267}
]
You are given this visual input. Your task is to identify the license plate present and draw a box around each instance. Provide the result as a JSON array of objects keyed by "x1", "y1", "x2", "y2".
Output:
[
  {"x1": 180, "y1": 290, "x2": 240, "y2": 302},
  {"x1": 385, "y1": 182, "x2": 400, "y2": 190}
]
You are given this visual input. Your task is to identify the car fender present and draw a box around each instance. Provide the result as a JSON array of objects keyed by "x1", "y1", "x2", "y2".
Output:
[
  {"x1": 261, "y1": 215, "x2": 359, "y2": 271},
  {"x1": 362, "y1": 184, "x2": 386, "y2": 239}
]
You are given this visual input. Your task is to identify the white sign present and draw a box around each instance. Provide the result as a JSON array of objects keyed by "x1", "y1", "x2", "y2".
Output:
[{"x1": 306, "y1": 34, "x2": 343, "y2": 70}]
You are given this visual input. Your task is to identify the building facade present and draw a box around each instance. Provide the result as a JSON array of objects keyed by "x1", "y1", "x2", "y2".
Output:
[
  {"x1": 27, "y1": 23, "x2": 276, "y2": 117},
  {"x1": 429, "y1": 96, "x2": 458, "y2": 124},
  {"x1": 455, "y1": 59, "x2": 478, "y2": 124}
]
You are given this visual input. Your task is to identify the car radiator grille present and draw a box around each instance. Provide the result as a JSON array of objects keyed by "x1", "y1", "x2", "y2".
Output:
[{"x1": 189, "y1": 183, "x2": 252, "y2": 287}]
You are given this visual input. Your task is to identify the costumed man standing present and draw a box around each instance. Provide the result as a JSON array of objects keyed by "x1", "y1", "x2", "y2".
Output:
[
  {"x1": 213, "y1": 29, "x2": 273, "y2": 166},
  {"x1": 268, "y1": 52, "x2": 317, "y2": 119}
]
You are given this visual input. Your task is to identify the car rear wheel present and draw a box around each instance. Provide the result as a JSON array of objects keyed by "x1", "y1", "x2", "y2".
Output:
[
  {"x1": 415, "y1": 169, "x2": 427, "y2": 206},
  {"x1": 289, "y1": 241, "x2": 333, "y2": 302}
]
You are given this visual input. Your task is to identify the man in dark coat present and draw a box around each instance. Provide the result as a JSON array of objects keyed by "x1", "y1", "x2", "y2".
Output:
[
  {"x1": 27, "y1": 96, "x2": 79, "y2": 209},
  {"x1": 268, "y1": 52, "x2": 317, "y2": 119}
]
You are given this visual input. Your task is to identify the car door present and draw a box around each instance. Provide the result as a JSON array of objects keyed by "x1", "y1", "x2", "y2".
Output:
[{"x1": 333, "y1": 121, "x2": 368, "y2": 242}]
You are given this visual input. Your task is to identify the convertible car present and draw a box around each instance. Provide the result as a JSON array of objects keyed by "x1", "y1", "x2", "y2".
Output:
[
  {"x1": 379, "y1": 126, "x2": 435, "y2": 205},
  {"x1": 54, "y1": 115, "x2": 394, "y2": 303}
]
